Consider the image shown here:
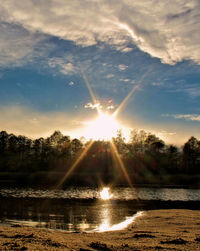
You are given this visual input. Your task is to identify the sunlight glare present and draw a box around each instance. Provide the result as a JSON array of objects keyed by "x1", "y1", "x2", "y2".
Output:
[
  {"x1": 100, "y1": 187, "x2": 113, "y2": 200},
  {"x1": 98, "y1": 211, "x2": 143, "y2": 232},
  {"x1": 84, "y1": 112, "x2": 120, "y2": 140}
]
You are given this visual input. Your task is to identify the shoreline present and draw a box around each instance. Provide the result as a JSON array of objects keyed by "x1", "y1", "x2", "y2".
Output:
[{"x1": 0, "y1": 209, "x2": 200, "y2": 250}]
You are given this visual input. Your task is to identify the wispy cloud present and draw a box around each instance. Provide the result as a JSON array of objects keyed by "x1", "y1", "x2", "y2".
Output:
[
  {"x1": 152, "y1": 82, "x2": 164, "y2": 87},
  {"x1": 118, "y1": 64, "x2": 128, "y2": 71},
  {"x1": 107, "y1": 105, "x2": 115, "y2": 110},
  {"x1": 48, "y1": 57, "x2": 76, "y2": 75},
  {"x1": 84, "y1": 103, "x2": 102, "y2": 110},
  {"x1": 106, "y1": 74, "x2": 114, "y2": 79},
  {"x1": 68, "y1": 81, "x2": 75, "y2": 86},
  {"x1": 0, "y1": 0, "x2": 199, "y2": 66},
  {"x1": 174, "y1": 114, "x2": 200, "y2": 121},
  {"x1": 84, "y1": 101, "x2": 115, "y2": 111},
  {"x1": 167, "y1": 85, "x2": 200, "y2": 98},
  {"x1": 0, "y1": 22, "x2": 47, "y2": 67},
  {"x1": 163, "y1": 113, "x2": 200, "y2": 121},
  {"x1": 120, "y1": 78, "x2": 131, "y2": 83}
]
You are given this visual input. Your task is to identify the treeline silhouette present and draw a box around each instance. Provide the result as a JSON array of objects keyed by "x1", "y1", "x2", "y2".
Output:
[{"x1": 0, "y1": 130, "x2": 200, "y2": 188}]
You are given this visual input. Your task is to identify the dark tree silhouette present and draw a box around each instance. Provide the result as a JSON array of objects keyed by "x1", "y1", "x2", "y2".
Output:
[{"x1": 0, "y1": 130, "x2": 199, "y2": 188}]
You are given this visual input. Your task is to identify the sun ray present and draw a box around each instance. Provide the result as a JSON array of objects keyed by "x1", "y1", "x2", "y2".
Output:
[
  {"x1": 56, "y1": 140, "x2": 94, "y2": 189},
  {"x1": 109, "y1": 139, "x2": 142, "y2": 209},
  {"x1": 110, "y1": 139, "x2": 133, "y2": 188},
  {"x1": 113, "y1": 66, "x2": 153, "y2": 118},
  {"x1": 78, "y1": 62, "x2": 101, "y2": 114}
]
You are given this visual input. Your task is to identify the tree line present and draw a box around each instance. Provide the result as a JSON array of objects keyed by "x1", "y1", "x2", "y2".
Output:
[{"x1": 0, "y1": 130, "x2": 199, "y2": 187}]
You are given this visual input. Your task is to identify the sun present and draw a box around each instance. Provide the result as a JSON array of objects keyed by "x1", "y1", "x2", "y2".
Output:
[{"x1": 84, "y1": 112, "x2": 120, "y2": 140}]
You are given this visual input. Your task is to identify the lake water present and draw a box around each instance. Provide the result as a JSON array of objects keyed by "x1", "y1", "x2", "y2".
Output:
[{"x1": 0, "y1": 187, "x2": 200, "y2": 232}]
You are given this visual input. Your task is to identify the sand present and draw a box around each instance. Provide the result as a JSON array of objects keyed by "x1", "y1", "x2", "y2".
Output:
[{"x1": 0, "y1": 209, "x2": 200, "y2": 250}]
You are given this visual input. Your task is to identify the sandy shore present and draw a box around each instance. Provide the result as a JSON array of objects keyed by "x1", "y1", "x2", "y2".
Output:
[{"x1": 0, "y1": 209, "x2": 200, "y2": 250}]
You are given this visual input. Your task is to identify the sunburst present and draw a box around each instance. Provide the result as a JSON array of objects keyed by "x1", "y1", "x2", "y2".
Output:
[{"x1": 55, "y1": 63, "x2": 150, "y2": 188}]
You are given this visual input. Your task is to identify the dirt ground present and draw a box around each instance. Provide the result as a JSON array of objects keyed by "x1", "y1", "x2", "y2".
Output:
[{"x1": 0, "y1": 209, "x2": 200, "y2": 250}]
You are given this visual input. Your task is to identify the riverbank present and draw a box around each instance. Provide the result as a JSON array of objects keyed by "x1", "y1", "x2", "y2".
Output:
[
  {"x1": 1, "y1": 172, "x2": 200, "y2": 189},
  {"x1": 0, "y1": 209, "x2": 200, "y2": 250}
]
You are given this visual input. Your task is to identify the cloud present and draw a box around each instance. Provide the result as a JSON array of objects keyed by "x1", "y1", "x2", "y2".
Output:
[
  {"x1": 0, "y1": 0, "x2": 199, "y2": 66},
  {"x1": 120, "y1": 78, "x2": 130, "y2": 82},
  {"x1": 106, "y1": 74, "x2": 114, "y2": 79},
  {"x1": 107, "y1": 105, "x2": 115, "y2": 110},
  {"x1": 84, "y1": 102, "x2": 102, "y2": 110},
  {"x1": 0, "y1": 22, "x2": 47, "y2": 67},
  {"x1": 163, "y1": 113, "x2": 200, "y2": 121},
  {"x1": 121, "y1": 47, "x2": 133, "y2": 53},
  {"x1": 174, "y1": 114, "x2": 200, "y2": 121},
  {"x1": 118, "y1": 64, "x2": 128, "y2": 71},
  {"x1": 0, "y1": 106, "x2": 82, "y2": 138},
  {"x1": 84, "y1": 101, "x2": 115, "y2": 110},
  {"x1": 167, "y1": 85, "x2": 200, "y2": 98},
  {"x1": 152, "y1": 82, "x2": 164, "y2": 86},
  {"x1": 68, "y1": 81, "x2": 75, "y2": 86},
  {"x1": 48, "y1": 57, "x2": 76, "y2": 75}
]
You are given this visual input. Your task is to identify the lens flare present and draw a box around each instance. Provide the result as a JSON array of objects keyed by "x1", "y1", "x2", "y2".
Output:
[
  {"x1": 110, "y1": 139, "x2": 133, "y2": 187},
  {"x1": 56, "y1": 140, "x2": 94, "y2": 189}
]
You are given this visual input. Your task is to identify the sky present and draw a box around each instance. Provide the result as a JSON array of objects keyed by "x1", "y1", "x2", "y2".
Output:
[{"x1": 0, "y1": 0, "x2": 200, "y2": 145}]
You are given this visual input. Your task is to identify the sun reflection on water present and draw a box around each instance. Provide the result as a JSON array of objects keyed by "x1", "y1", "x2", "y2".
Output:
[
  {"x1": 100, "y1": 187, "x2": 113, "y2": 200},
  {"x1": 97, "y1": 202, "x2": 143, "y2": 232}
]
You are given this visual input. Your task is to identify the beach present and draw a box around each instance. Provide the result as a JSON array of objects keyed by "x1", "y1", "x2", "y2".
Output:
[{"x1": 0, "y1": 209, "x2": 200, "y2": 250}]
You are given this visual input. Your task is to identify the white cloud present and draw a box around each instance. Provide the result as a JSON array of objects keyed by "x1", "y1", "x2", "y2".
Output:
[
  {"x1": 0, "y1": 22, "x2": 47, "y2": 67},
  {"x1": 106, "y1": 74, "x2": 114, "y2": 79},
  {"x1": 48, "y1": 57, "x2": 76, "y2": 75},
  {"x1": 120, "y1": 78, "x2": 130, "y2": 82},
  {"x1": 163, "y1": 113, "x2": 200, "y2": 121},
  {"x1": 174, "y1": 114, "x2": 200, "y2": 121},
  {"x1": 84, "y1": 102, "x2": 102, "y2": 110},
  {"x1": 121, "y1": 47, "x2": 133, "y2": 53},
  {"x1": 118, "y1": 64, "x2": 128, "y2": 71},
  {"x1": 106, "y1": 105, "x2": 115, "y2": 110},
  {"x1": 0, "y1": 0, "x2": 199, "y2": 65},
  {"x1": 84, "y1": 101, "x2": 115, "y2": 110},
  {"x1": 69, "y1": 81, "x2": 75, "y2": 86}
]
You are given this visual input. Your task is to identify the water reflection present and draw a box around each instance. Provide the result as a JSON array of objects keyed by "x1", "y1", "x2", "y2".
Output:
[
  {"x1": 98, "y1": 203, "x2": 111, "y2": 231},
  {"x1": 100, "y1": 187, "x2": 113, "y2": 200},
  {"x1": 99, "y1": 212, "x2": 143, "y2": 232},
  {"x1": 1, "y1": 187, "x2": 200, "y2": 201},
  {"x1": 0, "y1": 187, "x2": 200, "y2": 232},
  {"x1": 96, "y1": 201, "x2": 143, "y2": 232},
  {"x1": 0, "y1": 197, "x2": 140, "y2": 232}
]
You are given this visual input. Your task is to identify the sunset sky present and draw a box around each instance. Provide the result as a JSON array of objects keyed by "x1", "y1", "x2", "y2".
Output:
[{"x1": 0, "y1": 0, "x2": 200, "y2": 145}]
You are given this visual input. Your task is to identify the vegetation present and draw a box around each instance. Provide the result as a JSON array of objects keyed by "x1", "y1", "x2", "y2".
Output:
[{"x1": 0, "y1": 130, "x2": 200, "y2": 188}]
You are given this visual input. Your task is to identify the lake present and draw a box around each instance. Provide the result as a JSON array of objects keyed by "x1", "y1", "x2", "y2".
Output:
[{"x1": 0, "y1": 187, "x2": 200, "y2": 232}]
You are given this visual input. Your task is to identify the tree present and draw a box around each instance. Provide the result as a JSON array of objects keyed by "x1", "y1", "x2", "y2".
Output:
[
  {"x1": 70, "y1": 138, "x2": 83, "y2": 155},
  {"x1": 46, "y1": 131, "x2": 64, "y2": 147},
  {"x1": 129, "y1": 129, "x2": 147, "y2": 153},
  {"x1": 166, "y1": 145, "x2": 179, "y2": 173},
  {"x1": 113, "y1": 130, "x2": 127, "y2": 155},
  {"x1": 182, "y1": 136, "x2": 200, "y2": 173},
  {"x1": 145, "y1": 134, "x2": 165, "y2": 153},
  {"x1": 0, "y1": 131, "x2": 9, "y2": 154}
]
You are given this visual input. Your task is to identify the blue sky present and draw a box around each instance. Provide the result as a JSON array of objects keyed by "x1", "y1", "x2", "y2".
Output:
[{"x1": 0, "y1": 0, "x2": 200, "y2": 145}]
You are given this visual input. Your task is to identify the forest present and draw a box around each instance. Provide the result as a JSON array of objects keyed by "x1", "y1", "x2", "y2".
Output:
[{"x1": 0, "y1": 130, "x2": 200, "y2": 188}]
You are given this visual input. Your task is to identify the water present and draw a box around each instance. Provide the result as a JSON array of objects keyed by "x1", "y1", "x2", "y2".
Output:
[
  {"x1": 1, "y1": 187, "x2": 200, "y2": 201},
  {"x1": 0, "y1": 187, "x2": 200, "y2": 232}
]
